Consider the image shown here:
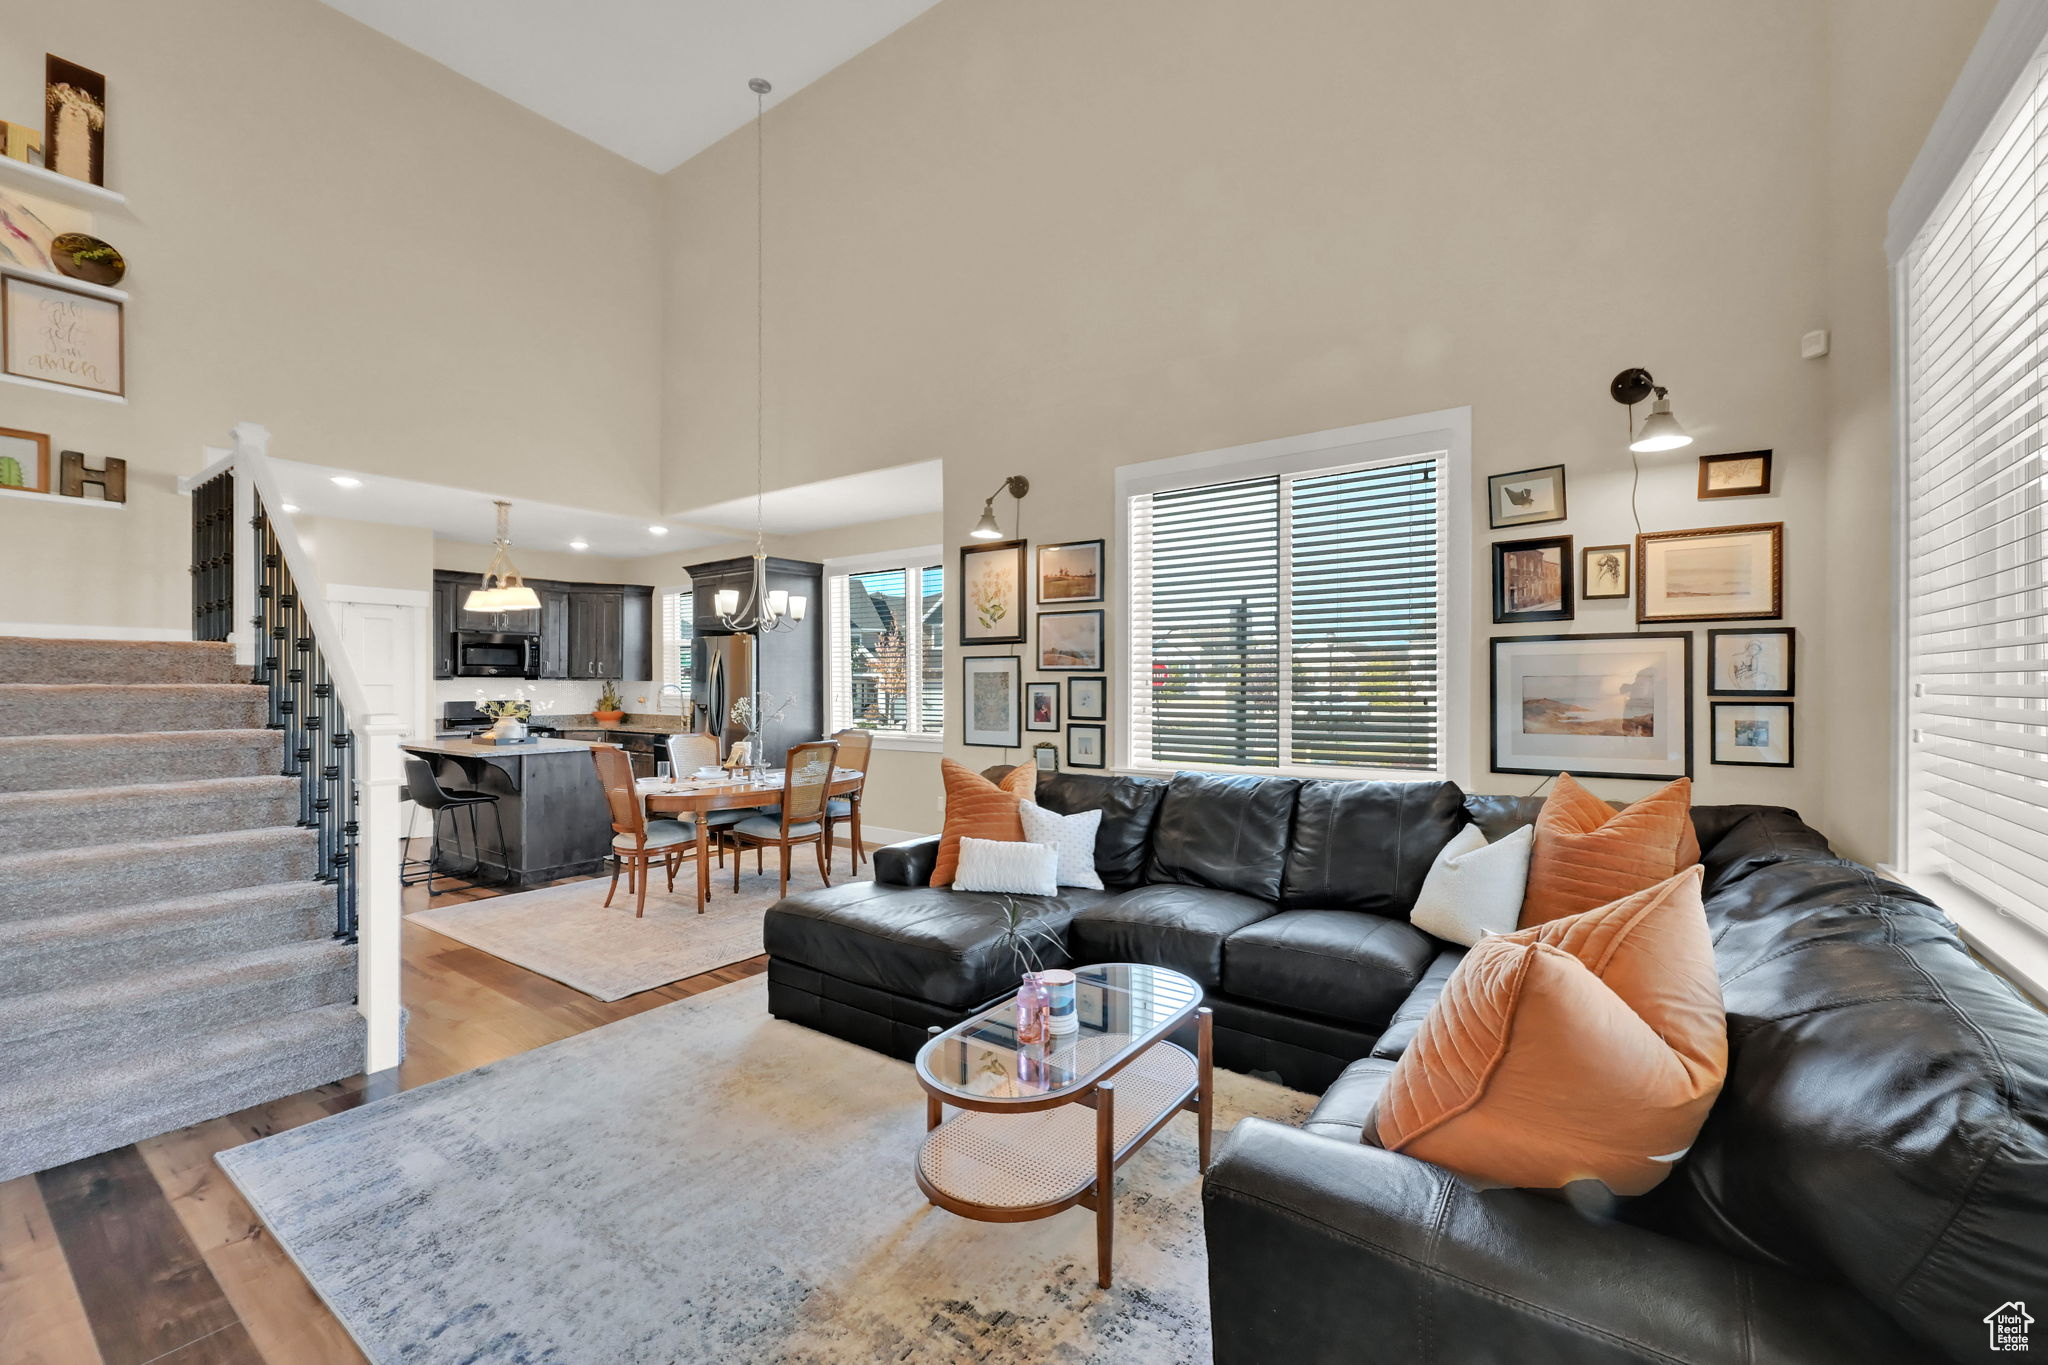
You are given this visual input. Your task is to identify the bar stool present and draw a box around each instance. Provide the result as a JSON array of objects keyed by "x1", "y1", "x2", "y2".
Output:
[{"x1": 401, "y1": 758, "x2": 507, "y2": 894}]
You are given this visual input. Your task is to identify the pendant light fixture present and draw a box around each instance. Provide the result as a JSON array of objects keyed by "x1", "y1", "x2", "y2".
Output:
[
  {"x1": 1610, "y1": 368, "x2": 1694, "y2": 453},
  {"x1": 465, "y1": 500, "x2": 541, "y2": 612},
  {"x1": 716, "y1": 76, "x2": 807, "y2": 634}
]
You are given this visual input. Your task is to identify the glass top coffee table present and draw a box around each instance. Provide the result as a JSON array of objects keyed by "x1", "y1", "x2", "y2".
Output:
[{"x1": 913, "y1": 962, "x2": 1213, "y2": 1288}]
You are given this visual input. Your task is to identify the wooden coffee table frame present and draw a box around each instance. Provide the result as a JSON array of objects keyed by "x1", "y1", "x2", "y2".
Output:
[{"x1": 914, "y1": 997, "x2": 1213, "y2": 1289}]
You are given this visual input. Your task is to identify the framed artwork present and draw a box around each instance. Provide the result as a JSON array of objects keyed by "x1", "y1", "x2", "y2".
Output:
[
  {"x1": 1490, "y1": 632, "x2": 1693, "y2": 781},
  {"x1": 1708, "y1": 628, "x2": 1795, "y2": 696},
  {"x1": 961, "y1": 655, "x2": 1022, "y2": 748},
  {"x1": 0, "y1": 121, "x2": 43, "y2": 167},
  {"x1": 2, "y1": 276, "x2": 123, "y2": 396},
  {"x1": 1025, "y1": 680, "x2": 1061, "y2": 731},
  {"x1": 1697, "y1": 450, "x2": 1773, "y2": 499},
  {"x1": 1712, "y1": 702, "x2": 1794, "y2": 767},
  {"x1": 1488, "y1": 464, "x2": 1567, "y2": 529},
  {"x1": 44, "y1": 56, "x2": 107, "y2": 187},
  {"x1": 1037, "y1": 539, "x2": 1104, "y2": 604},
  {"x1": 1067, "y1": 674, "x2": 1106, "y2": 720},
  {"x1": 0, "y1": 426, "x2": 51, "y2": 494},
  {"x1": 1067, "y1": 722, "x2": 1107, "y2": 769},
  {"x1": 1038, "y1": 609, "x2": 1105, "y2": 670},
  {"x1": 1032, "y1": 741, "x2": 1059, "y2": 773},
  {"x1": 960, "y1": 539, "x2": 1027, "y2": 645},
  {"x1": 1637, "y1": 523, "x2": 1782, "y2": 623},
  {"x1": 1493, "y1": 535, "x2": 1575, "y2": 624},
  {"x1": 1581, "y1": 543, "x2": 1631, "y2": 600},
  {"x1": 0, "y1": 191, "x2": 56, "y2": 272}
]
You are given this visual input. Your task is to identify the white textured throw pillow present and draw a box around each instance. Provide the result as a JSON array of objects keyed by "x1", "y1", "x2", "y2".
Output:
[
  {"x1": 1018, "y1": 802, "x2": 1105, "y2": 890},
  {"x1": 952, "y1": 836, "x2": 1061, "y2": 897},
  {"x1": 1408, "y1": 823, "x2": 1533, "y2": 947}
]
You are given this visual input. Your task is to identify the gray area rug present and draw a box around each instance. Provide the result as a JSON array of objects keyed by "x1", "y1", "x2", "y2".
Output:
[
  {"x1": 406, "y1": 861, "x2": 859, "y2": 1000},
  {"x1": 218, "y1": 976, "x2": 1311, "y2": 1364}
]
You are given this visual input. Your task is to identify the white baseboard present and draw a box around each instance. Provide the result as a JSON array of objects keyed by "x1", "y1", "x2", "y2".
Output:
[
  {"x1": 0, "y1": 621, "x2": 189, "y2": 641},
  {"x1": 859, "y1": 824, "x2": 932, "y2": 848}
]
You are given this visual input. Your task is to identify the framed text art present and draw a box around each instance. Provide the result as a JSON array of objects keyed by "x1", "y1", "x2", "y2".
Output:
[
  {"x1": 1636, "y1": 523, "x2": 1782, "y2": 623},
  {"x1": 1490, "y1": 632, "x2": 1693, "y2": 781},
  {"x1": 2, "y1": 275, "x2": 123, "y2": 396},
  {"x1": 959, "y1": 539, "x2": 1027, "y2": 645},
  {"x1": 961, "y1": 655, "x2": 1022, "y2": 748}
]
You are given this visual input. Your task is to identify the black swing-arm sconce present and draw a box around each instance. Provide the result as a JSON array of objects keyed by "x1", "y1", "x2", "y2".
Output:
[
  {"x1": 970, "y1": 475, "x2": 1031, "y2": 540},
  {"x1": 1611, "y1": 368, "x2": 1693, "y2": 453}
]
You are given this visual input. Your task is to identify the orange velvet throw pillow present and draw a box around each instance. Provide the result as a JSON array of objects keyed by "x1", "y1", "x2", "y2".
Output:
[
  {"x1": 930, "y1": 759, "x2": 1038, "y2": 887},
  {"x1": 1374, "y1": 867, "x2": 1727, "y2": 1195},
  {"x1": 1520, "y1": 773, "x2": 1699, "y2": 927}
]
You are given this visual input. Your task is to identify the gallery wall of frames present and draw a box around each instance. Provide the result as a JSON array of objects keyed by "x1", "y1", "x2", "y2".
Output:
[
  {"x1": 1485, "y1": 450, "x2": 1795, "y2": 780},
  {"x1": 956, "y1": 536, "x2": 1108, "y2": 773}
]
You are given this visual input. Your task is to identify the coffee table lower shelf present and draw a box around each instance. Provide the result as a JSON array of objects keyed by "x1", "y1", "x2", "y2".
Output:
[{"x1": 916, "y1": 1041, "x2": 1200, "y2": 1287}]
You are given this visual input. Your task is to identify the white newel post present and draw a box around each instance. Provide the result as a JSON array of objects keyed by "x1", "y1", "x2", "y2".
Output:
[{"x1": 357, "y1": 716, "x2": 407, "y2": 1072}]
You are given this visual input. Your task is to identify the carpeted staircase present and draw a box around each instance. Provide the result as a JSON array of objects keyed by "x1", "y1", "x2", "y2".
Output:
[{"x1": 0, "y1": 636, "x2": 367, "y2": 1183}]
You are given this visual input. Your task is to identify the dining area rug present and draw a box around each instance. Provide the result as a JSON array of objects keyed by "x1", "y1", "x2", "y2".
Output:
[
  {"x1": 406, "y1": 860, "x2": 860, "y2": 1001},
  {"x1": 218, "y1": 977, "x2": 1312, "y2": 1364}
]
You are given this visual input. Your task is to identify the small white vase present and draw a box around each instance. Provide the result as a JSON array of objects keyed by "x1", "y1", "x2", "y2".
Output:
[{"x1": 488, "y1": 716, "x2": 527, "y2": 742}]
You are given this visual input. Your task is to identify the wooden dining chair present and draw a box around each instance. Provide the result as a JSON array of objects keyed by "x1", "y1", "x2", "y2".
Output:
[
  {"x1": 666, "y1": 731, "x2": 765, "y2": 869},
  {"x1": 827, "y1": 726, "x2": 875, "y2": 875},
  {"x1": 589, "y1": 743, "x2": 697, "y2": 917},
  {"x1": 721, "y1": 739, "x2": 838, "y2": 897}
]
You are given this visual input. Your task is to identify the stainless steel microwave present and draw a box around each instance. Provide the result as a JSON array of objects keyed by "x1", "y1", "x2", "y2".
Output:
[{"x1": 453, "y1": 631, "x2": 540, "y2": 679}]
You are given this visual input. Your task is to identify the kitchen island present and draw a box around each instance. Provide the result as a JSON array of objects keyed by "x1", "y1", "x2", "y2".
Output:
[{"x1": 402, "y1": 737, "x2": 616, "y2": 887}]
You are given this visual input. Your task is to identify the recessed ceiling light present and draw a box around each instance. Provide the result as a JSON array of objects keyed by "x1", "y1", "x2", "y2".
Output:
[
  {"x1": 569, "y1": 539, "x2": 589, "y2": 551},
  {"x1": 648, "y1": 525, "x2": 670, "y2": 536},
  {"x1": 330, "y1": 475, "x2": 362, "y2": 489},
  {"x1": 280, "y1": 503, "x2": 300, "y2": 513}
]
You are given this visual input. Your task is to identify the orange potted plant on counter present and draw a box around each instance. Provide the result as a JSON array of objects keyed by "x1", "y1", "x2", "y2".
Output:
[{"x1": 593, "y1": 682, "x2": 626, "y2": 726}]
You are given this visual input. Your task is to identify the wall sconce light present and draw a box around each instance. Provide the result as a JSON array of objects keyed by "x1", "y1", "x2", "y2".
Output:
[
  {"x1": 1611, "y1": 368, "x2": 1694, "y2": 453},
  {"x1": 970, "y1": 475, "x2": 1031, "y2": 540}
]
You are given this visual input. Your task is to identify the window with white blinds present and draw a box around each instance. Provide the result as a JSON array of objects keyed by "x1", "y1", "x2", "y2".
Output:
[
  {"x1": 657, "y1": 587, "x2": 692, "y2": 711},
  {"x1": 1902, "y1": 42, "x2": 2048, "y2": 940},
  {"x1": 1126, "y1": 437, "x2": 1451, "y2": 777},
  {"x1": 824, "y1": 550, "x2": 943, "y2": 739}
]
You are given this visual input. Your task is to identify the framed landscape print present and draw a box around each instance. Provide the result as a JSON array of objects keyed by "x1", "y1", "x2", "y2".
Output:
[
  {"x1": 1488, "y1": 464, "x2": 1567, "y2": 529},
  {"x1": 3, "y1": 276, "x2": 123, "y2": 396},
  {"x1": 961, "y1": 655, "x2": 1022, "y2": 748},
  {"x1": 1025, "y1": 680, "x2": 1061, "y2": 731},
  {"x1": 1581, "y1": 543, "x2": 1630, "y2": 600},
  {"x1": 1493, "y1": 535, "x2": 1574, "y2": 624},
  {"x1": 1067, "y1": 674, "x2": 1106, "y2": 720},
  {"x1": 1038, "y1": 609, "x2": 1104, "y2": 670},
  {"x1": 1637, "y1": 522, "x2": 1782, "y2": 623},
  {"x1": 1708, "y1": 628, "x2": 1795, "y2": 696},
  {"x1": 959, "y1": 539, "x2": 1027, "y2": 645},
  {"x1": 1712, "y1": 702, "x2": 1794, "y2": 767},
  {"x1": 1697, "y1": 450, "x2": 1773, "y2": 499},
  {"x1": 1490, "y1": 632, "x2": 1693, "y2": 781},
  {"x1": 0, "y1": 426, "x2": 51, "y2": 494},
  {"x1": 1037, "y1": 539, "x2": 1104, "y2": 604},
  {"x1": 1067, "y1": 722, "x2": 1106, "y2": 769}
]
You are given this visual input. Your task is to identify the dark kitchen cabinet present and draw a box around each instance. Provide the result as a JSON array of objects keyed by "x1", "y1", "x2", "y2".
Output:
[
  {"x1": 538, "y1": 589, "x2": 570, "y2": 679},
  {"x1": 683, "y1": 555, "x2": 823, "y2": 767},
  {"x1": 569, "y1": 591, "x2": 622, "y2": 679},
  {"x1": 432, "y1": 572, "x2": 654, "y2": 683},
  {"x1": 432, "y1": 578, "x2": 461, "y2": 679}
]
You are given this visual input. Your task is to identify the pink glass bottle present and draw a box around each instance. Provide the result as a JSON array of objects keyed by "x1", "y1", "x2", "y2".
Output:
[{"x1": 1016, "y1": 972, "x2": 1049, "y2": 1046}]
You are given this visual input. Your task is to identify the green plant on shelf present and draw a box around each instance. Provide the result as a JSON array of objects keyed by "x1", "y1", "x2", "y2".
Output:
[
  {"x1": 596, "y1": 681, "x2": 625, "y2": 712},
  {"x1": 0, "y1": 455, "x2": 23, "y2": 488}
]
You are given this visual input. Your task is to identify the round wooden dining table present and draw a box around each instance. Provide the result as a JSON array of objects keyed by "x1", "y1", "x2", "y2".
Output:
[{"x1": 640, "y1": 768, "x2": 865, "y2": 910}]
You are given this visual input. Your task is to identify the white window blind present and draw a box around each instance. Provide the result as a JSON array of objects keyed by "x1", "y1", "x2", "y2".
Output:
[
  {"x1": 1128, "y1": 450, "x2": 1446, "y2": 776},
  {"x1": 824, "y1": 552, "x2": 942, "y2": 737},
  {"x1": 1902, "y1": 42, "x2": 2048, "y2": 939},
  {"x1": 657, "y1": 588, "x2": 692, "y2": 711}
]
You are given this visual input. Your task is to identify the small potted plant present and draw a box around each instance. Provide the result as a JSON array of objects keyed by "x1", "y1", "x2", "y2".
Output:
[
  {"x1": 476, "y1": 688, "x2": 548, "y2": 742},
  {"x1": 593, "y1": 682, "x2": 626, "y2": 726},
  {"x1": 990, "y1": 895, "x2": 1064, "y2": 1045}
]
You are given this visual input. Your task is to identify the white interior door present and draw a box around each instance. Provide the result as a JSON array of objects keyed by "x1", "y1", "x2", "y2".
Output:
[{"x1": 328, "y1": 589, "x2": 430, "y2": 833}]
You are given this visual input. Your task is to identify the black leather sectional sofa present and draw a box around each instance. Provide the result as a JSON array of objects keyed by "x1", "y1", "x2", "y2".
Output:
[{"x1": 763, "y1": 769, "x2": 2048, "y2": 1363}]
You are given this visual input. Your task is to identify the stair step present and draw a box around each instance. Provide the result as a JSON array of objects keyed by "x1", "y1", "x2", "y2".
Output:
[
  {"x1": 0, "y1": 939, "x2": 357, "y2": 1085},
  {"x1": 0, "y1": 683, "x2": 270, "y2": 737},
  {"x1": 0, "y1": 775, "x2": 300, "y2": 854},
  {"x1": 0, "y1": 826, "x2": 318, "y2": 922},
  {"x1": 0, "y1": 881, "x2": 335, "y2": 995},
  {"x1": 0, "y1": 728, "x2": 284, "y2": 794},
  {"x1": 0, "y1": 1003, "x2": 367, "y2": 1185},
  {"x1": 0, "y1": 636, "x2": 246, "y2": 685}
]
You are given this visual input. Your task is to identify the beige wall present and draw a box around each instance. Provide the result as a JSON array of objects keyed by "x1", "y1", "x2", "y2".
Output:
[
  {"x1": 297, "y1": 516, "x2": 434, "y2": 596},
  {"x1": 658, "y1": 0, "x2": 1993, "y2": 856},
  {"x1": 0, "y1": 0, "x2": 661, "y2": 634}
]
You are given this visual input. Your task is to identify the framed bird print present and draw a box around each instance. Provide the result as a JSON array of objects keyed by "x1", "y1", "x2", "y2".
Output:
[{"x1": 1488, "y1": 464, "x2": 1567, "y2": 529}]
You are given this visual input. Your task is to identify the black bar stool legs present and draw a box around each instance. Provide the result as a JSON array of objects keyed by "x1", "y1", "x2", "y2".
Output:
[{"x1": 401, "y1": 758, "x2": 509, "y2": 893}]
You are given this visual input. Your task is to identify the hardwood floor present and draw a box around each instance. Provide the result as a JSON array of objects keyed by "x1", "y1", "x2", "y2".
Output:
[{"x1": 0, "y1": 854, "x2": 780, "y2": 1365}]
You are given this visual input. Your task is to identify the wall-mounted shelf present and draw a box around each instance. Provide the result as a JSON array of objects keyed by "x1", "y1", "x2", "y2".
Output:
[
  {"x1": 0, "y1": 371, "x2": 125, "y2": 404},
  {"x1": 0, "y1": 261, "x2": 126, "y2": 302},
  {"x1": 0, "y1": 156, "x2": 124, "y2": 211},
  {"x1": 0, "y1": 486, "x2": 124, "y2": 509}
]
